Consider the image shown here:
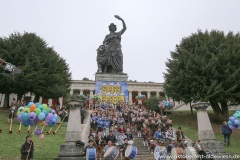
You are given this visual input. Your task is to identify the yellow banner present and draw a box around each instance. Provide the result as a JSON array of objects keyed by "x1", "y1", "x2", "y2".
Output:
[{"x1": 99, "y1": 95, "x2": 125, "y2": 104}]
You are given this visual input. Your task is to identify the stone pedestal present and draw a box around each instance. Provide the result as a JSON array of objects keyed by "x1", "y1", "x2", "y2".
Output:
[
  {"x1": 95, "y1": 73, "x2": 128, "y2": 82},
  {"x1": 192, "y1": 102, "x2": 232, "y2": 160},
  {"x1": 57, "y1": 101, "x2": 84, "y2": 160}
]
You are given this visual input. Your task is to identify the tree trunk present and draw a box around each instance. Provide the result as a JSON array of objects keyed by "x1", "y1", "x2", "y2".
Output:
[
  {"x1": 34, "y1": 95, "x2": 40, "y2": 103},
  {"x1": 3, "y1": 93, "x2": 10, "y2": 108},
  {"x1": 210, "y1": 100, "x2": 229, "y2": 122},
  {"x1": 190, "y1": 101, "x2": 193, "y2": 115},
  {"x1": 220, "y1": 101, "x2": 229, "y2": 121}
]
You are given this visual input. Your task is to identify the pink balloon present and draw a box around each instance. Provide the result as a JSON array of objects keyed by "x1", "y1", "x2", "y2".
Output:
[{"x1": 39, "y1": 133, "x2": 44, "y2": 140}]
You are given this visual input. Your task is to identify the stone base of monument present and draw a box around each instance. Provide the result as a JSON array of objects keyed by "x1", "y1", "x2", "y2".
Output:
[
  {"x1": 95, "y1": 73, "x2": 128, "y2": 82},
  {"x1": 57, "y1": 143, "x2": 82, "y2": 159},
  {"x1": 56, "y1": 101, "x2": 91, "y2": 160},
  {"x1": 200, "y1": 140, "x2": 232, "y2": 160},
  {"x1": 193, "y1": 102, "x2": 232, "y2": 160}
]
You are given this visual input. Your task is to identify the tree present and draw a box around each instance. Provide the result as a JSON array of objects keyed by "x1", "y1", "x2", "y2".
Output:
[
  {"x1": 144, "y1": 96, "x2": 165, "y2": 112},
  {"x1": 164, "y1": 30, "x2": 240, "y2": 121},
  {"x1": 82, "y1": 77, "x2": 90, "y2": 81},
  {"x1": 0, "y1": 32, "x2": 71, "y2": 106}
]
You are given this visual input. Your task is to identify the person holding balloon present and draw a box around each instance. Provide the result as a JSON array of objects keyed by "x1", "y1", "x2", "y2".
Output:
[{"x1": 221, "y1": 120, "x2": 232, "y2": 146}]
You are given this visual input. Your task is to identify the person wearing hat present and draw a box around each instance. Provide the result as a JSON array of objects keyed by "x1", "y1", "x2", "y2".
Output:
[
  {"x1": 178, "y1": 138, "x2": 187, "y2": 150},
  {"x1": 20, "y1": 135, "x2": 34, "y2": 160},
  {"x1": 120, "y1": 138, "x2": 129, "y2": 160},
  {"x1": 88, "y1": 134, "x2": 96, "y2": 147},
  {"x1": 82, "y1": 140, "x2": 96, "y2": 156},
  {"x1": 193, "y1": 140, "x2": 202, "y2": 153},
  {"x1": 154, "y1": 139, "x2": 167, "y2": 160},
  {"x1": 175, "y1": 127, "x2": 185, "y2": 144}
]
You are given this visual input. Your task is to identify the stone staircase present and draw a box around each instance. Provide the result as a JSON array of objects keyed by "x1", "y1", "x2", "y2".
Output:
[{"x1": 114, "y1": 133, "x2": 154, "y2": 160}]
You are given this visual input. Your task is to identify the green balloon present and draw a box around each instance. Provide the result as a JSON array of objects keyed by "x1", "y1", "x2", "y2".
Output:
[
  {"x1": 23, "y1": 107, "x2": 30, "y2": 114},
  {"x1": 34, "y1": 108, "x2": 41, "y2": 116},
  {"x1": 46, "y1": 108, "x2": 52, "y2": 113}
]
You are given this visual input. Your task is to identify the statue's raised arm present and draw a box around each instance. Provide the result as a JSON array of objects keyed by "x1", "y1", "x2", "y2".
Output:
[{"x1": 114, "y1": 15, "x2": 127, "y2": 35}]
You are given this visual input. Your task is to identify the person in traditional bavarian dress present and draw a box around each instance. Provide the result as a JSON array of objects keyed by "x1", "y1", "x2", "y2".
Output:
[
  {"x1": 120, "y1": 138, "x2": 129, "y2": 160},
  {"x1": 102, "y1": 141, "x2": 114, "y2": 159},
  {"x1": 165, "y1": 127, "x2": 175, "y2": 145},
  {"x1": 154, "y1": 139, "x2": 168, "y2": 160}
]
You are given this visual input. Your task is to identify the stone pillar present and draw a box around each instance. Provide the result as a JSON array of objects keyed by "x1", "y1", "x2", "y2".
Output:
[
  {"x1": 58, "y1": 97, "x2": 63, "y2": 108},
  {"x1": 48, "y1": 99, "x2": 53, "y2": 106},
  {"x1": 80, "y1": 90, "x2": 83, "y2": 95},
  {"x1": 165, "y1": 93, "x2": 168, "y2": 101},
  {"x1": 39, "y1": 97, "x2": 42, "y2": 104},
  {"x1": 57, "y1": 101, "x2": 83, "y2": 159},
  {"x1": 0, "y1": 94, "x2": 5, "y2": 107},
  {"x1": 65, "y1": 107, "x2": 82, "y2": 142},
  {"x1": 138, "y1": 91, "x2": 142, "y2": 104},
  {"x1": 147, "y1": 92, "x2": 151, "y2": 99},
  {"x1": 156, "y1": 92, "x2": 159, "y2": 97},
  {"x1": 90, "y1": 90, "x2": 94, "y2": 96},
  {"x1": 193, "y1": 103, "x2": 215, "y2": 140},
  {"x1": 128, "y1": 91, "x2": 132, "y2": 104}
]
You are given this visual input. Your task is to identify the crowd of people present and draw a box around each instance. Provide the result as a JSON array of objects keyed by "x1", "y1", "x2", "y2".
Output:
[
  {"x1": 5, "y1": 98, "x2": 231, "y2": 159},
  {"x1": 82, "y1": 102, "x2": 199, "y2": 159}
]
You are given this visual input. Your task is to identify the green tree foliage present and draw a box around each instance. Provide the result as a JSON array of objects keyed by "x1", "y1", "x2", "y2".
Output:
[
  {"x1": 0, "y1": 32, "x2": 71, "y2": 103},
  {"x1": 144, "y1": 96, "x2": 165, "y2": 112},
  {"x1": 164, "y1": 30, "x2": 240, "y2": 121}
]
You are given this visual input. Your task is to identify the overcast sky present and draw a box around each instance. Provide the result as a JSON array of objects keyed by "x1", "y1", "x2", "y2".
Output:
[{"x1": 1, "y1": 0, "x2": 240, "y2": 83}]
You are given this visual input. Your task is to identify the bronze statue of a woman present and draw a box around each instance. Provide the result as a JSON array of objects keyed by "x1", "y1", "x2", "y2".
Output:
[{"x1": 97, "y1": 15, "x2": 127, "y2": 74}]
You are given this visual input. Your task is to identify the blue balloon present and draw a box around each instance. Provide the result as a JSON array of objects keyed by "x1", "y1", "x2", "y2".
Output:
[
  {"x1": 234, "y1": 120, "x2": 240, "y2": 125},
  {"x1": 38, "y1": 105, "x2": 44, "y2": 111},
  {"x1": 35, "y1": 102, "x2": 40, "y2": 107},
  {"x1": 27, "y1": 102, "x2": 34, "y2": 108},
  {"x1": 21, "y1": 113, "x2": 29, "y2": 121},
  {"x1": 228, "y1": 121, "x2": 233, "y2": 126},
  {"x1": 230, "y1": 117, "x2": 236, "y2": 123},
  {"x1": 42, "y1": 110, "x2": 48, "y2": 116},
  {"x1": 48, "y1": 118, "x2": 56, "y2": 126},
  {"x1": 38, "y1": 112, "x2": 45, "y2": 120},
  {"x1": 22, "y1": 122, "x2": 29, "y2": 127},
  {"x1": 233, "y1": 113, "x2": 239, "y2": 118},
  {"x1": 233, "y1": 123, "x2": 239, "y2": 128}
]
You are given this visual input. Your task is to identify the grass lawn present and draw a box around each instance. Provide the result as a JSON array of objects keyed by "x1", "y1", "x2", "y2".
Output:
[
  {"x1": 0, "y1": 109, "x2": 67, "y2": 160},
  {"x1": 167, "y1": 110, "x2": 240, "y2": 156}
]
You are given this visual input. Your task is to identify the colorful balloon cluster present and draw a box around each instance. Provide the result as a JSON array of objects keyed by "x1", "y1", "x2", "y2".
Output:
[
  {"x1": 17, "y1": 102, "x2": 58, "y2": 139},
  {"x1": 159, "y1": 100, "x2": 174, "y2": 109},
  {"x1": 135, "y1": 95, "x2": 146, "y2": 100},
  {"x1": 228, "y1": 110, "x2": 240, "y2": 130}
]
